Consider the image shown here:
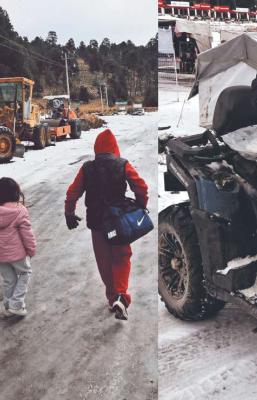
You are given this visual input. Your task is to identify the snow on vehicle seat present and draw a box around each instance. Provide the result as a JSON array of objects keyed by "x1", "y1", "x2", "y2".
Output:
[{"x1": 223, "y1": 125, "x2": 257, "y2": 161}]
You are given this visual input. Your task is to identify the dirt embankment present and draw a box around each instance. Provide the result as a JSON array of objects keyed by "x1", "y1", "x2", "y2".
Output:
[{"x1": 78, "y1": 113, "x2": 106, "y2": 130}]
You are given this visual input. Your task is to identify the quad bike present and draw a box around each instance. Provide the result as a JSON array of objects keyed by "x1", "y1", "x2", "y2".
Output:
[{"x1": 159, "y1": 86, "x2": 257, "y2": 321}]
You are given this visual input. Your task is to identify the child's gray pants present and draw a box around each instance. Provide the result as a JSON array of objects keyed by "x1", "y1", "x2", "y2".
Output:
[{"x1": 0, "y1": 257, "x2": 32, "y2": 310}]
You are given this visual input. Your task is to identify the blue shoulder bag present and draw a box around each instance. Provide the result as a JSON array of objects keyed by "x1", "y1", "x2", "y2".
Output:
[{"x1": 102, "y1": 197, "x2": 154, "y2": 245}]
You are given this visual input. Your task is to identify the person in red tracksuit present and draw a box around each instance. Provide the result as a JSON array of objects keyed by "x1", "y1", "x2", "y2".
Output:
[{"x1": 65, "y1": 128, "x2": 148, "y2": 320}]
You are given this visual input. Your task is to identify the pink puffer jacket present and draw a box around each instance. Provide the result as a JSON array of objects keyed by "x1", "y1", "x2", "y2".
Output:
[{"x1": 0, "y1": 202, "x2": 36, "y2": 262}]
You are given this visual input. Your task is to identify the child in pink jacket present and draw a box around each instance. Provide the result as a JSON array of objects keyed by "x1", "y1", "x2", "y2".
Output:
[{"x1": 0, "y1": 177, "x2": 36, "y2": 317}]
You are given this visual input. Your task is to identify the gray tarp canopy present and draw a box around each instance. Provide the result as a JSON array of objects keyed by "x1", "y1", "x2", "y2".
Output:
[
  {"x1": 174, "y1": 19, "x2": 212, "y2": 53},
  {"x1": 189, "y1": 32, "x2": 257, "y2": 99}
]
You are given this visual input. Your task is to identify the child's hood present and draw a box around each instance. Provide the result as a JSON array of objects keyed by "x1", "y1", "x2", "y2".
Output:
[
  {"x1": 94, "y1": 128, "x2": 120, "y2": 157},
  {"x1": 0, "y1": 203, "x2": 24, "y2": 229}
]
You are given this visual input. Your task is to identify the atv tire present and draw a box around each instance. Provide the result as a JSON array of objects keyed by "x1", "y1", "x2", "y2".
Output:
[
  {"x1": 70, "y1": 119, "x2": 81, "y2": 139},
  {"x1": 0, "y1": 126, "x2": 16, "y2": 163},
  {"x1": 159, "y1": 204, "x2": 225, "y2": 321},
  {"x1": 34, "y1": 125, "x2": 46, "y2": 149}
]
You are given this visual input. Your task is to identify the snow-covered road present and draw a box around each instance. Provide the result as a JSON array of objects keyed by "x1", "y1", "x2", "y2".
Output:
[
  {"x1": 158, "y1": 82, "x2": 257, "y2": 400},
  {"x1": 0, "y1": 113, "x2": 158, "y2": 400}
]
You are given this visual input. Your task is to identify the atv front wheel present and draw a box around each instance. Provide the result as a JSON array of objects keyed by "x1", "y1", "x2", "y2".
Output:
[
  {"x1": 0, "y1": 127, "x2": 16, "y2": 163},
  {"x1": 159, "y1": 204, "x2": 225, "y2": 320}
]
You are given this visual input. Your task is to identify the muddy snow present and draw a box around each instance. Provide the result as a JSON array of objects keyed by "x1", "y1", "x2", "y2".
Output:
[
  {"x1": 0, "y1": 113, "x2": 158, "y2": 400},
  {"x1": 159, "y1": 82, "x2": 257, "y2": 400}
]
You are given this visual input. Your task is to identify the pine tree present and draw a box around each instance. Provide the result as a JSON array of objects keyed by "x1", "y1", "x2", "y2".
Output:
[{"x1": 46, "y1": 31, "x2": 58, "y2": 46}]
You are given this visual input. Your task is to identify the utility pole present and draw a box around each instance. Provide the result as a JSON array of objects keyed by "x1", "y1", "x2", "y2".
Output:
[
  {"x1": 104, "y1": 84, "x2": 109, "y2": 109},
  {"x1": 65, "y1": 53, "x2": 70, "y2": 100},
  {"x1": 65, "y1": 53, "x2": 71, "y2": 118},
  {"x1": 99, "y1": 85, "x2": 104, "y2": 114}
]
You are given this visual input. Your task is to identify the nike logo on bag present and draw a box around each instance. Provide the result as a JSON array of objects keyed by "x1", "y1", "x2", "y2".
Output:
[{"x1": 137, "y1": 215, "x2": 145, "y2": 226}]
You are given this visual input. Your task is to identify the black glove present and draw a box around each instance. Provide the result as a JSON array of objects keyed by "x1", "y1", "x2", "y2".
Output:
[{"x1": 65, "y1": 214, "x2": 82, "y2": 230}]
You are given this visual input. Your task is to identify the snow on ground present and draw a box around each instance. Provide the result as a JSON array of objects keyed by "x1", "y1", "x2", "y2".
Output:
[
  {"x1": 159, "y1": 82, "x2": 257, "y2": 400},
  {"x1": 212, "y1": 31, "x2": 221, "y2": 48},
  {"x1": 0, "y1": 113, "x2": 158, "y2": 400},
  {"x1": 158, "y1": 160, "x2": 189, "y2": 213},
  {"x1": 158, "y1": 81, "x2": 203, "y2": 212},
  {"x1": 158, "y1": 80, "x2": 203, "y2": 137}
]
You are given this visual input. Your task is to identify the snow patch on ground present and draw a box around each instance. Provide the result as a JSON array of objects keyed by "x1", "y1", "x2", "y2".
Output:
[
  {"x1": 0, "y1": 113, "x2": 158, "y2": 400},
  {"x1": 158, "y1": 81, "x2": 204, "y2": 137},
  {"x1": 158, "y1": 82, "x2": 199, "y2": 212}
]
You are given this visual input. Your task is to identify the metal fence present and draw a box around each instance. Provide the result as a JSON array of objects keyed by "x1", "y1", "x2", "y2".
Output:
[{"x1": 158, "y1": 53, "x2": 178, "y2": 81}]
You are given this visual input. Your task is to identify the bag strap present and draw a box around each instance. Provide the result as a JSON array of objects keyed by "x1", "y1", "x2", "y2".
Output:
[{"x1": 120, "y1": 197, "x2": 149, "y2": 212}]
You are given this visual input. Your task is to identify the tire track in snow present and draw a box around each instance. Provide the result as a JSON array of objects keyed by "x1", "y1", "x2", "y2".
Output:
[{"x1": 159, "y1": 306, "x2": 257, "y2": 400}]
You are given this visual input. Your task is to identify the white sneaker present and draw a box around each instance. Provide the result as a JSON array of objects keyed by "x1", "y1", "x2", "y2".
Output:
[
  {"x1": 113, "y1": 296, "x2": 128, "y2": 321},
  {"x1": 8, "y1": 307, "x2": 27, "y2": 317}
]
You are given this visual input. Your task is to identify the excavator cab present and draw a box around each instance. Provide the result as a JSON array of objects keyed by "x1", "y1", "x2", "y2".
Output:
[
  {"x1": 0, "y1": 80, "x2": 21, "y2": 130},
  {"x1": 0, "y1": 77, "x2": 38, "y2": 127},
  {"x1": 0, "y1": 77, "x2": 44, "y2": 163}
]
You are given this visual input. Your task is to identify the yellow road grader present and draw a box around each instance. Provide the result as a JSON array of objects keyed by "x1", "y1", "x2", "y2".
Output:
[
  {"x1": 0, "y1": 77, "x2": 51, "y2": 162},
  {"x1": 0, "y1": 77, "x2": 81, "y2": 163}
]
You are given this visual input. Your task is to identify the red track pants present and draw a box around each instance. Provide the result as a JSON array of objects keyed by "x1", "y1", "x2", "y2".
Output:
[{"x1": 91, "y1": 230, "x2": 132, "y2": 307}]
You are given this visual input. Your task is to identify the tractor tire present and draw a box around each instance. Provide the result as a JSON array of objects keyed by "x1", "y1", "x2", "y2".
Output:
[
  {"x1": 0, "y1": 126, "x2": 16, "y2": 163},
  {"x1": 159, "y1": 204, "x2": 225, "y2": 321},
  {"x1": 70, "y1": 119, "x2": 81, "y2": 139},
  {"x1": 44, "y1": 125, "x2": 52, "y2": 146},
  {"x1": 34, "y1": 125, "x2": 46, "y2": 149}
]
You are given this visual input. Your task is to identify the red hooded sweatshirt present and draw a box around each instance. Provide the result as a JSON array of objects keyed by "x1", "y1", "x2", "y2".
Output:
[{"x1": 65, "y1": 129, "x2": 148, "y2": 216}]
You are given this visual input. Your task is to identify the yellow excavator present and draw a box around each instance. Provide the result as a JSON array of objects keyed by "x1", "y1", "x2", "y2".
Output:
[{"x1": 0, "y1": 77, "x2": 51, "y2": 163}]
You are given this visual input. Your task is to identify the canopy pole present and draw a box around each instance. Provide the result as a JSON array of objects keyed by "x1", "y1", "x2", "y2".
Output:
[
  {"x1": 177, "y1": 99, "x2": 186, "y2": 127},
  {"x1": 174, "y1": 55, "x2": 179, "y2": 102}
]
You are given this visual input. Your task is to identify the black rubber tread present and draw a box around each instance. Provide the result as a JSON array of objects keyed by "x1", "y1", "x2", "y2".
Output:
[
  {"x1": 44, "y1": 124, "x2": 51, "y2": 146},
  {"x1": 0, "y1": 126, "x2": 16, "y2": 163},
  {"x1": 69, "y1": 119, "x2": 81, "y2": 139},
  {"x1": 159, "y1": 204, "x2": 225, "y2": 321},
  {"x1": 33, "y1": 125, "x2": 46, "y2": 149}
]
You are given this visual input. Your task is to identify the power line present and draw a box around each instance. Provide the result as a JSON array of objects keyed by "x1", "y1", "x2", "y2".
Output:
[
  {"x1": 0, "y1": 41, "x2": 65, "y2": 68},
  {"x1": 0, "y1": 32, "x2": 65, "y2": 68},
  {"x1": 0, "y1": 41, "x2": 66, "y2": 68},
  {"x1": 0, "y1": 30, "x2": 64, "y2": 67}
]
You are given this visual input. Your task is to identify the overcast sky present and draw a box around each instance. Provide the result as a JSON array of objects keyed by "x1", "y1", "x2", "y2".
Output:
[{"x1": 1, "y1": 0, "x2": 157, "y2": 46}]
